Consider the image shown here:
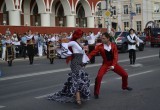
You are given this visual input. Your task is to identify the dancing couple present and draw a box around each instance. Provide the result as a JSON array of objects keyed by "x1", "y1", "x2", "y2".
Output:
[{"x1": 48, "y1": 29, "x2": 132, "y2": 106}]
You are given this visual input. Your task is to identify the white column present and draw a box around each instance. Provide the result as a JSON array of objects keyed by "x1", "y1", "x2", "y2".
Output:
[
  {"x1": 50, "y1": 13, "x2": 55, "y2": 26},
  {"x1": 87, "y1": 16, "x2": 95, "y2": 28},
  {"x1": 41, "y1": 13, "x2": 51, "y2": 27},
  {"x1": 66, "y1": 15, "x2": 76, "y2": 27},
  {"x1": 9, "y1": 10, "x2": 21, "y2": 26}
]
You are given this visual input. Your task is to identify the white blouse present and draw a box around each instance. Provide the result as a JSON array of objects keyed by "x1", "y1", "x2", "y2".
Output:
[
  {"x1": 57, "y1": 41, "x2": 89, "y2": 63},
  {"x1": 67, "y1": 41, "x2": 83, "y2": 54}
]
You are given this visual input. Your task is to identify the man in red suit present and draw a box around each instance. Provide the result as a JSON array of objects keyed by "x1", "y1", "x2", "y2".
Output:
[{"x1": 88, "y1": 32, "x2": 132, "y2": 99}]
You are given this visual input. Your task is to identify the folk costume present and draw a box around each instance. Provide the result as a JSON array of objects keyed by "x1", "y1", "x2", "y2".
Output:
[
  {"x1": 48, "y1": 29, "x2": 90, "y2": 103},
  {"x1": 88, "y1": 42, "x2": 131, "y2": 98},
  {"x1": 37, "y1": 35, "x2": 44, "y2": 57},
  {"x1": 26, "y1": 35, "x2": 35, "y2": 64},
  {"x1": 47, "y1": 36, "x2": 57, "y2": 64},
  {"x1": 5, "y1": 38, "x2": 14, "y2": 66},
  {"x1": 127, "y1": 29, "x2": 143, "y2": 64}
]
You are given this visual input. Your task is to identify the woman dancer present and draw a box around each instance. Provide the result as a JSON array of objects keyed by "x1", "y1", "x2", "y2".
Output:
[{"x1": 48, "y1": 29, "x2": 90, "y2": 105}]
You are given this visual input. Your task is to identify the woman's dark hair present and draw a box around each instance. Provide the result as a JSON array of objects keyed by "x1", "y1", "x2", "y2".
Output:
[{"x1": 129, "y1": 28, "x2": 135, "y2": 34}]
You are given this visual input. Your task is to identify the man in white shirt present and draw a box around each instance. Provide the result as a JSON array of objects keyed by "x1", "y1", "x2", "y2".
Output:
[{"x1": 86, "y1": 31, "x2": 101, "y2": 63}]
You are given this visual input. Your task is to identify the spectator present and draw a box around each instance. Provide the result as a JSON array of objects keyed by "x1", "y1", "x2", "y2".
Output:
[{"x1": 5, "y1": 28, "x2": 11, "y2": 36}]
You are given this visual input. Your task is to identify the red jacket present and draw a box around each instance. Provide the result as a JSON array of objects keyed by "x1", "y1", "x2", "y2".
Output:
[{"x1": 88, "y1": 43, "x2": 118, "y2": 66}]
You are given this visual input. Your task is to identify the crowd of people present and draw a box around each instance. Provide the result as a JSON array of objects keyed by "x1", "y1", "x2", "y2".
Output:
[{"x1": 0, "y1": 28, "x2": 102, "y2": 62}]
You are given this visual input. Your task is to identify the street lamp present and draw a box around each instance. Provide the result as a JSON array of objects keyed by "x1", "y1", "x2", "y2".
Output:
[
  {"x1": 25, "y1": 22, "x2": 28, "y2": 26},
  {"x1": 35, "y1": 22, "x2": 38, "y2": 26},
  {"x1": 3, "y1": 20, "x2": 6, "y2": 25},
  {"x1": 83, "y1": 23, "x2": 86, "y2": 27},
  {"x1": 96, "y1": 5, "x2": 102, "y2": 28},
  {"x1": 59, "y1": 21, "x2": 63, "y2": 27},
  {"x1": 106, "y1": 0, "x2": 112, "y2": 33}
]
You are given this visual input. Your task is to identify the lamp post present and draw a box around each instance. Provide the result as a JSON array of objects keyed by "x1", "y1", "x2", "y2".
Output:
[
  {"x1": 59, "y1": 21, "x2": 63, "y2": 27},
  {"x1": 105, "y1": 0, "x2": 111, "y2": 33},
  {"x1": 3, "y1": 20, "x2": 6, "y2": 25},
  {"x1": 96, "y1": 5, "x2": 102, "y2": 28},
  {"x1": 130, "y1": 0, "x2": 134, "y2": 29},
  {"x1": 35, "y1": 22, "x2": 38, "y2": 26}
]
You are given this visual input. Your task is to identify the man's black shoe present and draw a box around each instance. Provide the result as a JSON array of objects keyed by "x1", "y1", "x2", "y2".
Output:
[
  {"x1": 123, "y1": 87, "x2": 133, "y2": 91},
  {"x1": 94, "y1": 94, "x2": 99, "y2": 99}
]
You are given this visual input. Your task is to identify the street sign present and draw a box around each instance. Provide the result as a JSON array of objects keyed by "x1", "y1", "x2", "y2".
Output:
[{"x1": 105, "y1": 10, "x2": 111, "y2": 17}]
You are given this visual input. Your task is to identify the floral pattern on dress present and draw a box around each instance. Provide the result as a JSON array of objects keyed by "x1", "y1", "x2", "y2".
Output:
[{"x1": 48, "y1": 54, "x2": 90, "y2": 103}]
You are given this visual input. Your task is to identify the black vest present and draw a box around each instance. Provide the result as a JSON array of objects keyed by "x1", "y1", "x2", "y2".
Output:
[
  {"x1": 105, "y1": 49, "x2": 113, "y2": 61},
  {"x1": 128, "y1": 35, "x2": 136, "y2": 45}
]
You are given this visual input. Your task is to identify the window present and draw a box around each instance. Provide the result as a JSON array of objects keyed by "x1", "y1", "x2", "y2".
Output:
[
  {"x1": 124, "y1": 22, "x2": 129, "y2": 31},
  {"x1": 136, "y1": 4, "x2": 141, "y2": 14},
  {"x1": 111, "y1": 6, "x2": 116, "y2": 16},
  {"x1": 154, "y1": 3, "x2": 160, "y2": 13},
  {"x1": 137, "y1": 21, "x2": 142, "y2": 32},
  {"x1": 124, "y1": 5, "x2": 128, "y2": 14}
]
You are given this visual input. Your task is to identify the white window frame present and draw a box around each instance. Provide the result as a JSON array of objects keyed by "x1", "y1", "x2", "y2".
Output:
[
  {"x1": 136, "y1": 4, "x2": 141, "y2": 14},
  {"x1": 154, "y1": 3, "x2": 160, "y2": 13},
  {"x1": 136, "y1": 21, "x2": 142, "y2": 32},
  {"x1": 111, "y1": 6, "x2": 116, "y2": 15},
  {"x1": 124, "y1": 22, "x2": 129, "y2": 31},
  {"x1": 124, "y1": 5, "x2": 128, "y2": 14}
]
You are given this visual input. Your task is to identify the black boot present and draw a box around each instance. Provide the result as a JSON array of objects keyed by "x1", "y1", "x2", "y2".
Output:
[
  {"x1": 130, "y1": 59, "x2": 133, "y2": 65},
  {"x1": 133, "y1": 59, "x2": 135, "y2": 65},
  {"x1": 123, "y1": 87, "x2": 133, "y2": 91},
  {"x1": 94, "y1": 78, "x2": 99, "y2": 99},
  {"x1": 29, "y1": 58, "x2": 32, "y2": 64}
]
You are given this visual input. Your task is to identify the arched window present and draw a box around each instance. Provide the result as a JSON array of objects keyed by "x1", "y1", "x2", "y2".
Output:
[
  {"x1": 32, "y1": 3, "x2": 40, "y2": 26},
  {"x1": 76, "y1": 3, "x2": 86, "y2": 27},
  {"x1": 2, "y1": 3, "x2": 8, "y2": 25},
  {"x1": 55, "y1": 1, "x2": 65, "y2": 26},
  {"x1": 22, "y1": 0, "x2": 40, "y2": 26}
]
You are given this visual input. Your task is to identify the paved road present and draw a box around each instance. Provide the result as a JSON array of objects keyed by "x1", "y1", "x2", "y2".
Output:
[{"x1": 0, "y1": 46, "x2": 160, "y2": 110}]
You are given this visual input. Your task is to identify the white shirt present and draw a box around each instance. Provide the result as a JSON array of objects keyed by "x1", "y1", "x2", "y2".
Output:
[
  {"x1": 6, "y1": 39, "x2": 13, "y2": 44},
  {"x1": 50, "y1": 37, "x2": 56, "y2": 42},
  {"x1": 86, "y1": 32, "x2": 101, "y2": 45},
  {"x1": 26, "y1": 35, "x2": 34, "y2": 40},
  {"x1": 104, "y1": 44, "x2": 111, "y2": 51},
  {"x1": 103, "y1": 43, "x2": 114, "y2": 69},
  {"x1": 11, "y1": 37, "x2": 18, "y2": 42},
  {"x1": 67, "y1": 41, "x2": 83, "y2": 54},
  {"x1": 127, "y1": 34, "x2": 143, "y2": 50}
]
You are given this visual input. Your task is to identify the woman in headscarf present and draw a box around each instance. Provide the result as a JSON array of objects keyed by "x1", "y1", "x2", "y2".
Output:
[{"x1": 48, "y1": 29, "x2": 90, "y2": 105}]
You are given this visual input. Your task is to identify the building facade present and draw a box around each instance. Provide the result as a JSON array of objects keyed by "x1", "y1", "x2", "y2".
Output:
[
  {"x1": 0, "y1": 0, "x2": 103, "y2": 28},
  {"x1": 110, "y1": 0, "x2": 160, "y2": 32},
  {"x1": 0, "y1": 0, "x2": 160, "y2": 32}
]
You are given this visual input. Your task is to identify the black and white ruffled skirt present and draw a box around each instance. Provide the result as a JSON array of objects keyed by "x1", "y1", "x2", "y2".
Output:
[{"x1": 48, "y1": 53, "x2": 90, "y2": 103}]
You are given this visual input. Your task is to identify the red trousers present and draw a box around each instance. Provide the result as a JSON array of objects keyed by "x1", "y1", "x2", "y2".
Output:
[{"x1": 94, "y1": 62, "x2": 128, "y2": 95}]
